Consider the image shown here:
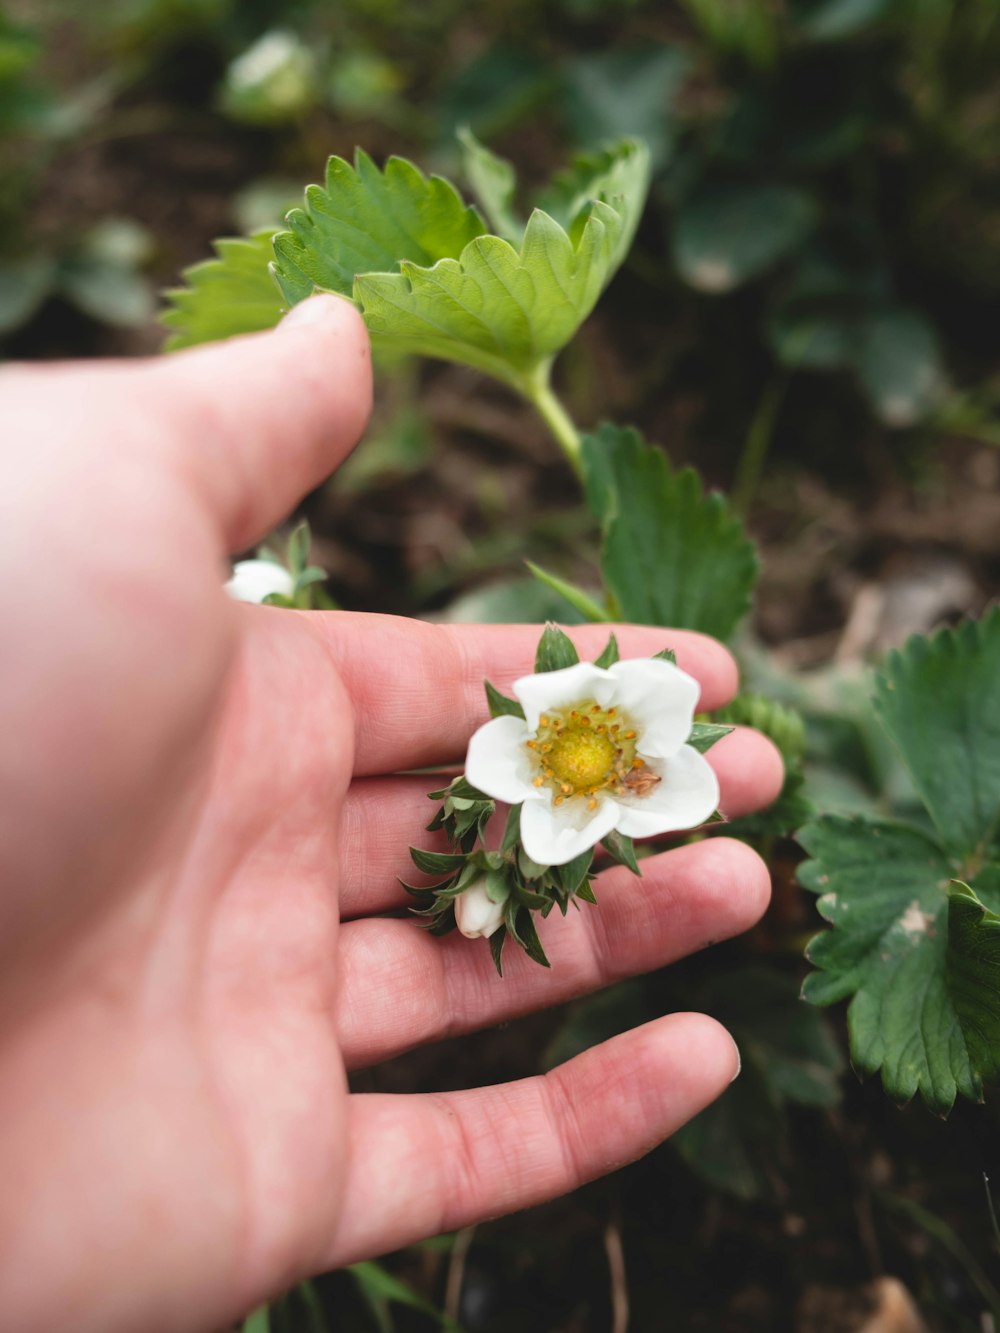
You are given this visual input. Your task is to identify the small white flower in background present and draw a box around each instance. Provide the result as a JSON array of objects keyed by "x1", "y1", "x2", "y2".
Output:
[
  {"x1": 224, "y1": 559, "x2": 295, "y2": 604},
  {"x1": 454, "y1": 879, "x2": 507, "y2": 940},
  {"x1": 465, "y1": 657, "x2": 720, "y2": 867}
]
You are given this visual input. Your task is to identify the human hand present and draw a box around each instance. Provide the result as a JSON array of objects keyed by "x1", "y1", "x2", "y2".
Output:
[{"x1": 0, "y1": 296, "x2": 784, "y2": 1332}]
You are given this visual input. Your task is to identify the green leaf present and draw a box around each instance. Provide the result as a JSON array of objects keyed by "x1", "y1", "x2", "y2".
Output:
[
  {"x1": 349, "y1": 1261, "x2": 460, "y2": 1333},
  {"x1": 593, "y1": 633, "x2": 620, "y2": 669},
  {"x1": 799, "y1": 816, "x2": 1000, "y2": 1112},
  {"x1": 535, "y1": 624, "x2": 580, "y2": 673},
  {"x1": 581, "y1": 424, "x2": 758, "y2": 640},
  {"x1": 717, "y1": 694, "x2": 806, "y2": 764},
  {"x1": 793, "y1": 0, "x2": 892, "y2": 43},
  {"x1": 947, "y1": 882, "x2": 1000, "y2": 1092},
  {"x1": 241, "y1": 1308, "x2": 270, "y2": 1333},
  {"x1": 601, "y1": 829, "x2": 640, "y2": 875},
  {"x1": 0, "y1": 254, "x2": 55, "y2": 334},
  {"x1": 674, "y1": 968, "x2": 844, "y2": 1199},
  {"x1": 161, "y1": 230, "x2": 285, "y2": 351},
  {"x1": 484, "y1": 678, "x2": 525, "y2": 720},
  {"x1": 525, "y1": 560, "x2": 611, "y2": 623},
  {"x1": 687, "y1": 722, "x2": 734, "y2": 754},
  {"x1": 873, "y1": 611, "x2": 1000, "y2": 862},
  {"x1": 272, "y1": 150, "x2": 485, "y2": 305},
  {"x1": 672, "y1": 184, "x2": 817, "y2": 293},
  {"x1": 851, "y1": 307, "x2": 947, "y2": 428},
  {"x1": 457, "y1": 126, "x2": 521, "y2": 243},
  {"x1": 562, "y1": 46, "x2": 690, "y2": 168}
]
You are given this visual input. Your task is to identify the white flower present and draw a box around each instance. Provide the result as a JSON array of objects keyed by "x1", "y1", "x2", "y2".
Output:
[
  {"x1": 454, "y1": 879, "x2": 506, "y2": 939},
  {"x1": 465, "y1": 657, "x2": 720, "y2": 867},
  {"x1": 224, "y1": 559, "x2": 295, "y2": 604}
]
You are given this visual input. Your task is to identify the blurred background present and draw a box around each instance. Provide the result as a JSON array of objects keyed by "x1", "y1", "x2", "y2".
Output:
[{"x1": 2, "y1": 1, "x2": 999, "y2": 1329}]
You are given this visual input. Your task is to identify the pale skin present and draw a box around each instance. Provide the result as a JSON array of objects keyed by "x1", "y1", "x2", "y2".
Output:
[{"x1": 0, "y1": 295, "x2": 785, "y2": 1332}]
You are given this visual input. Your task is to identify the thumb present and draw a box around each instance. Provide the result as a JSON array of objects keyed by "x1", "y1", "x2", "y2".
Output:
[{"x1": 145, "y1": 294, "x2": 372, "y2": 551}]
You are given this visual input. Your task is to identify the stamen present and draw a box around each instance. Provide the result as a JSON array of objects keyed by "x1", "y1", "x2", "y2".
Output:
[
  {"x1": 607, "y1": 708, "x2": 616, "y2": 717},
  {"x1": 532, "y1": 776, "x2": 544, "y2": 787},
  {"x1": 540, "y1": 715, "x2": 549, "y2": 728},
  {"x1": 526, "y1": 740, "x2": 538, "y2": 750},
  {"x1": 623, "y1": 730, "x2": 637, "y2": 740},
  {"x1": 632, "y1": 757, "x2": 645, "y2": 768},
  {"x1": 587, "y1": 798, "x2": 598, "y2": 811},
  {"x1": 560, "y1": 782, "x2": 573, "y2": 795},
  {"x1": 554, "y1": 795, "x2": 564, "y2": 806},
  {"x1": 540, "y1": 743, "x2": 552, "y2": 753},
  {"x1": 590, "y1": 704, "x2": 601, "y2": 713}
]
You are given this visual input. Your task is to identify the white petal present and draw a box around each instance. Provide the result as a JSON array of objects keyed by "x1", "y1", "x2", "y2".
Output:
[
  {"x1": 612, "y1": 744, "x2": 720, "y2": 838},
  {"x1": 513, "y1": 661, "x2": 614, "y2": 730},
  {"x1": 225, "y1": 559, "x2": 294, "y2": 604},
  {"x1": 464, "y1": 715, "x2": 538, "y2": 804},
  {"x1": 520, "y1": 793, "x2": 619, "y2": 866},
  {"x1": 607, "y1": 658, "x2": 700, "y2": 759}
]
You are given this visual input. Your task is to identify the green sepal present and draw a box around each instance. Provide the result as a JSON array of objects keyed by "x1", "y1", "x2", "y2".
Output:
[
  {"x1": 506, "y1": 900, "x2": 551, "y2": 968},
  {"x1": 518, "y1": 847, "x2": 549, "y2": 880},
  {"x1": 500, "y1": 804, "x2": 522, "y2": 853},
  {"x1": 485, "y1": 866, "x2": 511, "y2": 904},
  {"x1": 687, "y1": 722, "x2": 734, "y2": 754},
  {"x1": 286, "y1": 521, "x2": 310, "y2": 576},
  {"x1": 601, "y1": 829, "x2": 641, "y2": 876},
  {"x1": 557, "y1": 848, "x2": 595, "y2": 897},
  {"x1": 653, "y1": 648, "x2": 678, "y2": 665},
  {"x1": 575, "y1": 880, "x2": 598, "y2": 905},
  {"x1": 409, "y1": 847, "x2": 468, "y2": 876},
  {"x1": 535, "y1": 624, "x2": 580, "y2": 673},
  {"x1": 489, "y1": 925, "x2": 507, "y2": 976},
  {"x1": 593, "y1": 633, "x2": 620, "y2": 669},
  {"x1": 525, "y1": 561, "x2": 611, "y2": 624},
  {"x1": 484, "y1": 679, "x2": 525, "y2": 720}
]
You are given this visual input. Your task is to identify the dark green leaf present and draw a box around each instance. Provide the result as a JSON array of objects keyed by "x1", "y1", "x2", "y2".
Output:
[
  {"x1": 687, "y1": 722, "x2": 734, "y2": 754},
  {"x1": 874, "y1": 610, "x2": 1000, "y2": 862},
  {"x1": 793, "y1": 0, "x2": 891, "y2": 41},
  {"x1": 562, "y1": 46, "x2": 689, "y2": 168},
  {"x1": 593, "y1": 633, "x2": 620, "y2": 669},
  {"x1": 525, "y1": 561, "x2": 611, "y2": 623},
  {"x1": 601, "y1": 830, "x2": 641, "y2": 875},
  {"x1": 851, "y1": 307, "x2": 947, "y2": 428},
  {"x1": 581, "y1": 424, "x2": 758, "y2": 640},
  {"x1": 799, "y1": 815, "x2": 1000, "y2": 1112},
  {"x1": 672, "y1": 184, "x2": 817, "y2": 293},
  {"x1": 535, "y1": 623, "x2": 580, "y2": 673},
  {"x1": 484, "y1": 679, "x2": 525, "y2": 720},
  {"x1": 409, "y1": 847, "x2": 468, "y2": 876},
  {"x1": 947, "y1": 881, "x2": 1000, "y2": 1092},
  {"x1": 673, "y1": 968, "x2": 844, "y2": 1199},
  {"x1": 161, "y1": 230, "x2": 285, "y2": 351},
  {"x1": 0, "y1": 255, "x2": 55, "y2": 335}
]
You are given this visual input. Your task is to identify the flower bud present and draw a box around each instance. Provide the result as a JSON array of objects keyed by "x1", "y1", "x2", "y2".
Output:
[
  {"x1": 225, "y1": 559, "x2": 294, "y2": 604},
  {"x1": 454, "y1": 879, "x2": 506, "y2": 940}
]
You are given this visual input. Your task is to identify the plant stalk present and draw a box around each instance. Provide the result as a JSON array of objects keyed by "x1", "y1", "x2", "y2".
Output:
[{"x1": 522, "y1": 364, "x2": 586, "y2": 482}]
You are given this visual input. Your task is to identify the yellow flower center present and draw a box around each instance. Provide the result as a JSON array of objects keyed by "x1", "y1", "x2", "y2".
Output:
[
  {"x1": 548, "y1": 728, "x2": 616, "y2": 791},
  {"x1": 525, "y1": 700, "x2": 657, "y2": 809}
]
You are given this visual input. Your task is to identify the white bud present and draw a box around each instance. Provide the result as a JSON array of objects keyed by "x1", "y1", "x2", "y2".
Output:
[
  {"x1": 225, "y1": 559, "x2": 295, "y2": 604},
  {"x1": 454, "y1": 879, "x2": 506, "y2": 940}
]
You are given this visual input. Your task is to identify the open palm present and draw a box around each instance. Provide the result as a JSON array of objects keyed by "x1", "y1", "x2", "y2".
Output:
[{"x1": 0, "y1": 298, "x2": 782, "y2": 1333}]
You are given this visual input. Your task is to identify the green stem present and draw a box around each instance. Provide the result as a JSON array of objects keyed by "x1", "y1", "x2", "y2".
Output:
[
  {"x1": 521, "y1": 363, "x2": 585, "y2": 481},
  {"x1": 731, "y1": 377, "x2": 788, "y2": 517}
]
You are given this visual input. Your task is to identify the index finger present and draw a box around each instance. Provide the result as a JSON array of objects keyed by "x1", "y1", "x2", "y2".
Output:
[{"x1": 303, "y1": 613, "x2": 739, "y2": 775}]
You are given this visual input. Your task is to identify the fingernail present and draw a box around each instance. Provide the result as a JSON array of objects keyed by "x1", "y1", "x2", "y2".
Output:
[
  {"x1": 280, "y1": 294, "x2": 346, "y2": 330},
  {"x1": 729, "y1": 1038, "x2": 742, "y2": 1083}
]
